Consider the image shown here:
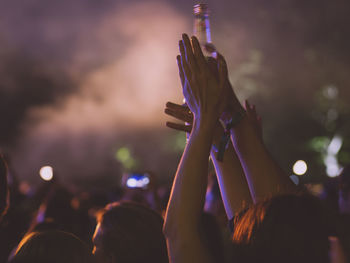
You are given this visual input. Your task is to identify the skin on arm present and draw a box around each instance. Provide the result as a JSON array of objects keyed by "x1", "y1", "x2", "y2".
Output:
[
  {"x1": 165, "y1": 102, "x2": 252, "y2": 219},
  {"x1": 228, "y1": 99, "x2": 298, "y2": 202},
  {"x1": 210, "y1": 126, "x2": 252, "y2": 219},
  {"x1": 207, "y1": 57, "x2": 253, "y2": 218},
  {"x1": 163, "y1": 34, "x2": 226, "y2": 263}
]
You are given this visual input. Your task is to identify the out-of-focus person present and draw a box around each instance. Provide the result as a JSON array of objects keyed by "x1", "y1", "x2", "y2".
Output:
[
  {"x1": 9, "y1": 230, "x2": 94, "y2": 263},
  {"x1": 92, "y1": 201, "x2": 168, "y2": 263}
]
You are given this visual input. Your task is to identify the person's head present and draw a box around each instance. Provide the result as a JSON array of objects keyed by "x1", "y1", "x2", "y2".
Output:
[
  {"x1": 232, "y1": 194, "x2": 335, "y2": 263},
  {"x1": 10, "y1": 230, "x2": 94, "y2": 263},
  {"x1": 339, "y1": 165, "x2": 350, "y2": 214},
  {"x1": 92, "y1": 201, "x2": 168, "y2": 263}
]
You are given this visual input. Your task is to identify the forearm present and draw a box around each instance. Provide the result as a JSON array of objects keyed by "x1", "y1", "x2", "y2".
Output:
[
  {"x1": 210, "y1": 133, "x2": 252, "y2": 219},
  {"x1": 164, "y1": 120, "x2": 215, "y2": 263},
  {"x1": 231, "y1": 115, "x2": 297, "y2": 202},
  {"x1": 164, "y1": 121, "x2": 214, "y2": 233}
]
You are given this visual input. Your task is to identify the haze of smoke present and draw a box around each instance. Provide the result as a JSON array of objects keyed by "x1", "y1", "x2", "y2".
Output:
[{"x1": 10, "y1": 1, "x2": 191, "y2": 184}]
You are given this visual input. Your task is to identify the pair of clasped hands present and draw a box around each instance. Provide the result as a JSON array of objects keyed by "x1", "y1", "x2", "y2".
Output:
[{"x1": 165, "y1": 34, "x2": 261, "y2": 140}]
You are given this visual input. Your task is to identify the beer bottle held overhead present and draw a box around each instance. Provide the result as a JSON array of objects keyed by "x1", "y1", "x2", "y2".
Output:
[{"x1": 193, "y1": 3, "x2": 216, "y2": 58}]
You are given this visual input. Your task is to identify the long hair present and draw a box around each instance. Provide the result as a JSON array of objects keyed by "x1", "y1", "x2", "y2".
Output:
[
  {"x1": 10, "y1": 230, "x2": 93, "y2": 263},
  {"x1": 232, "y1": 194, "x2": 334, "y2": 263}
]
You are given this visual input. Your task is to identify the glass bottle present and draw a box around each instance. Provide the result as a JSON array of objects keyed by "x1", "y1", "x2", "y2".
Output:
[{"x1": 193, "y1": 3, "x2": 216, "y2": 57}]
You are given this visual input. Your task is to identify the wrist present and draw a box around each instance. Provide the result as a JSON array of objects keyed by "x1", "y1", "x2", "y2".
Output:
[
  {"x1": 230, "y1": 115, "x2": 262, "y2": 149},
  {"x1": 193, "y1": 113, "x2": 218, "y2": 132},
  {"x1": 224, "y1": 105, "x2": 246, "y2": 130}
]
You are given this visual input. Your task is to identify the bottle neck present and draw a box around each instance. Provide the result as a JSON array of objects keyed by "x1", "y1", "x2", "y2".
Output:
[{"x1": 194, "y1": 14, "x2": 211, "y2": 44}]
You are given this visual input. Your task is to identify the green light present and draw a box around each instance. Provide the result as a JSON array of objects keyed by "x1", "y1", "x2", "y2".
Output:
[
  {"x1": 175, "y1": 132, "x2": 186, "y2": 151},
  {"x1": 115, "y1": 147, "x2": 138, "y2": 170},
  {"x1": 116, "y1": 147, "x2": 131, "y2": 162},
  {"x1": 309, "y1": 137, "x2": 330, "y2": 153}
]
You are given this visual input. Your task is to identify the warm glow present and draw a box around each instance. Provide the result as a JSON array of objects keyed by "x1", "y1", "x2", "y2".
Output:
[
  {"x1": 293, "y1": 160, "x2": 307, "y2": 175},
  {"x1": 39, "y1": 166, "x2": 53, "y2": 181}
]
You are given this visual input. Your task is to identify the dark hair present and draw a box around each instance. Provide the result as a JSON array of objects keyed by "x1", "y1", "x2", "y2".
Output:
[
  {"x1": 199, "y1": 212, "x2": 225, "y2": 263},
  {"x1": 232, "y1": 194, "x2": 334, "y2": 263},
  {"x1": 10, "y1": 231, "x2": 93, "y2": 263},
  {"x1": 94, "y1": 201, "x2": 168, "y2": 263}
]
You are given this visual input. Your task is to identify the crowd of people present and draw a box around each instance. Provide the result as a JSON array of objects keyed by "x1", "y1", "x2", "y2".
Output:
[{"x1": 0, "y1": 34, "x2": 349, "y2": 263}]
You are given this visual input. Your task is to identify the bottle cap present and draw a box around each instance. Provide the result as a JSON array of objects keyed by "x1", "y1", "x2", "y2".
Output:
[{"x1": 193, "y1": 3, "x2": 209, "y2": 15}]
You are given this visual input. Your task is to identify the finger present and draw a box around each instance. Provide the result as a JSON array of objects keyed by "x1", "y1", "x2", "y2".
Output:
[
  {"x1": 252, "y1": 105, "x2": 257, "y2": 116},
  {"x1": 166, "y1": 102, "x2": 191, "y2": 114},
  {"x1": 176, "y1": 55, "x2": 185, "y2": 87},
  {"x1": 182, "y1": 34, "x2": 197, "y2": 71},
  {"x1": 180, "y1": 56, "x2": 192, "y2": 83},
  {"x1": 244, "y1": 100, "x2": 250, "y2": 111},
  {"x1": 179, "y1": 41, "x2": 190, "y2": 76},
  {"x1": 179, "y1": 40, "x2": 186, "y2": 58},
  {"x1": 257, "y1": 116, "x2": 262, "y2": 126},
  {"x1": 165, "y1": 106, "x2": 193, "y2": 120},
  {"x1": 207, "y1": 57, "x2": 219, "y2": 79},
  {"x1": 166, "y1": 122, "x2": 192, "y2": 133},
  {"x1": 179, "y1": 42, "x2": 192, "y2": 81},
  {"x1": 165, "y1": 108, "x2": 193, "y2": 123},
  {"x1": 245, "y1": 100, "x2": 251, "y2": 112},
  {"x1": 216, "y1": 52, "x2": 229, "y2": 76},
  {"x1": 191, "y1": 36, "x2": 207, "y2": 69}
]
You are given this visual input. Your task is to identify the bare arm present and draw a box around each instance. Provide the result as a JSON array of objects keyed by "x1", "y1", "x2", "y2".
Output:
[
  {"x1": 229, "y1": 102, "x2": 297, "y2": 202},
  {"x1": 163, "y1": 34, "x2": 226, "y2": 263},
  {"x1": 206, "y1": 56, "x2": 253, "y2": 218},
  {"x1": 165, "y1": 105, "x2": 252, "y2": 222},
  {"x1": 210, "y1": 127, "x2": 252, "y2": 219},
  {"x1": 164, "y1": 120, "x2": 216, "y2": 263}
]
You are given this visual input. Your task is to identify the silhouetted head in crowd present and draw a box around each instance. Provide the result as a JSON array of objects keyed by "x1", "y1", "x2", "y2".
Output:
[
  {"x1": 339, "y1": 165, "x2": 350, "y2": 214},
  {"x1": 93, "y1": 201, "x2": 168, "y2": 263},
  {"x1": 200, "y1": 212, "x2": 225, "y2": 263},
  {"x1": 232, "y1": 194, "x2": 335, "y2": 263},
  {"x1": 10, "y1": 230, "x2": 94, "y2": 263}
]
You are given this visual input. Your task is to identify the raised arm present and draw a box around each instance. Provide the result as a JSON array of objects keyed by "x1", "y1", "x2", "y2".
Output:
[
  {"x1": 165, "y1": 103, "x2": 252, "y2": 220},
  {"x1": 227, "y1": 97, "x2": 297, "y2": 202},
  {"x1": 210, "y1": 126, "x2": 252, "y2": 219},
  {"x1": 163, "y1": 34, "x2": 226, "y2": 263}
]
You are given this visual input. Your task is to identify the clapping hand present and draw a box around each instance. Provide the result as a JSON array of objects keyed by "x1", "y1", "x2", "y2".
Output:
[
  {"x1": 177, "y1": 34, "x2": 227, "y2": 127},
  {"x1": 244, "y1": 100, "x2": 263, "y2": 141},
  {"x1": 165, "y1": 102, "x2": 193, "y2": 134}
]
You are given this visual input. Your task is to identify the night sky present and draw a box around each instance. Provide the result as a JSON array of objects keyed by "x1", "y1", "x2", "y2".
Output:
[{"x1": 0, "y1": 0, "x2": 349, "y2": 187}]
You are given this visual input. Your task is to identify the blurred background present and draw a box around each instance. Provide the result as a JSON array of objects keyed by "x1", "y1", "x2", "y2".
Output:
[{"x1": 0, "y1": 0, "x2": 349, "y2": 189}]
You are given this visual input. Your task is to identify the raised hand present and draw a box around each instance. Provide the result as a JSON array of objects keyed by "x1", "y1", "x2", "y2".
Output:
[
  {"x1": 165, "y1": 102, "x2": 193, "y2": 133},
  {"x1": 244, "y1": 100, "x2": 263, "y2": 140},
  {"x1": 178, "y1": 34, "x2": 227, "y2": 127}
]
